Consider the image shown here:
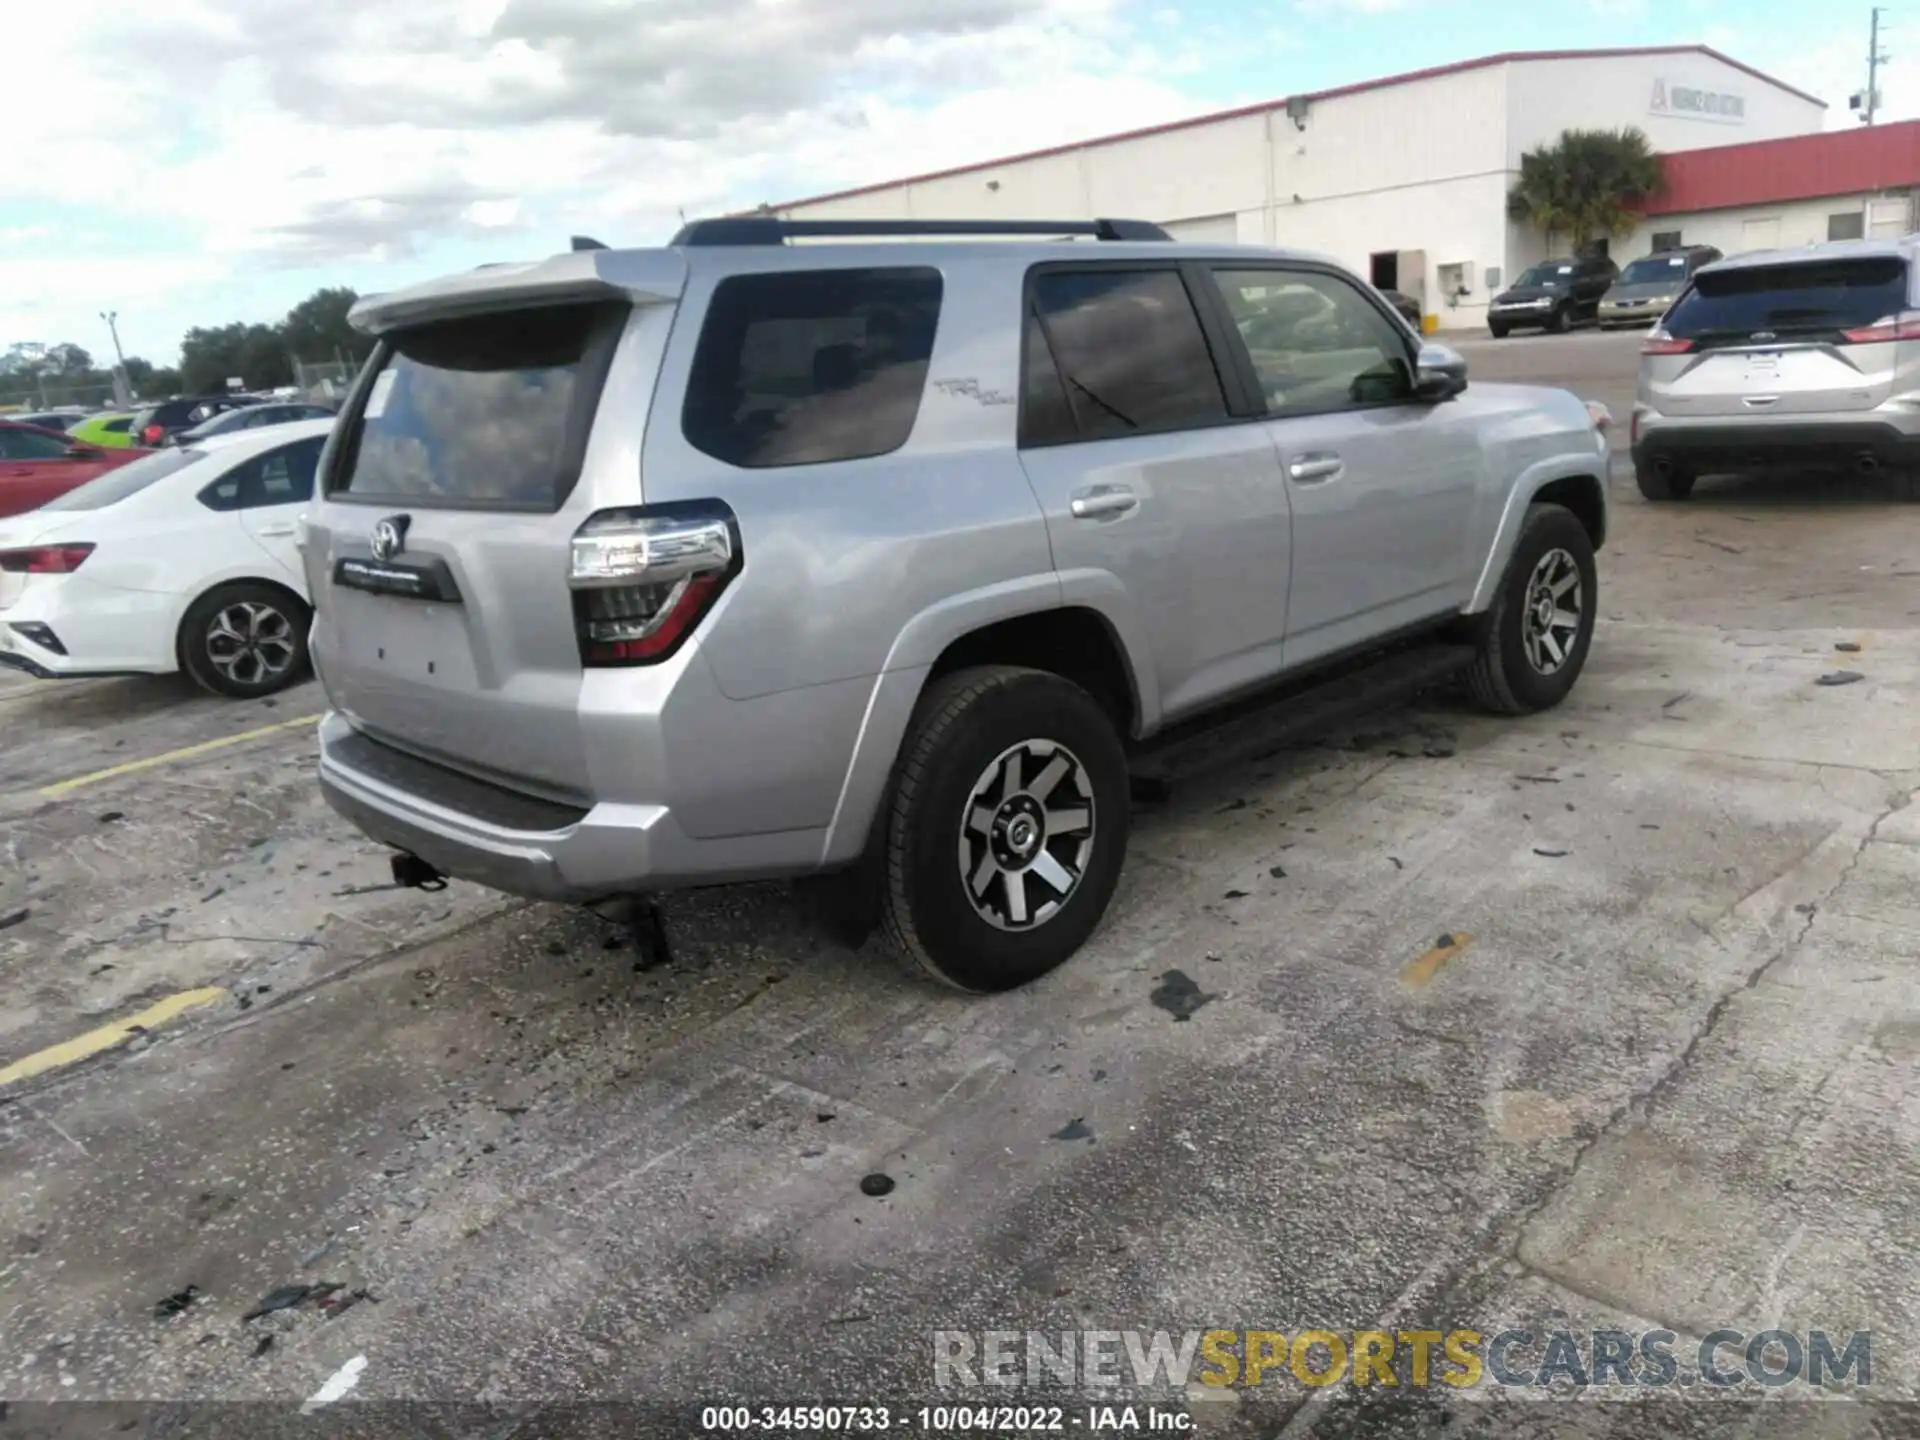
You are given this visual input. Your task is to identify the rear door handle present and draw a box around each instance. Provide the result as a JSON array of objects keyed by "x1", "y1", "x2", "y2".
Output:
[
  {"x1": 1070, "y1": 485, "x2": 1139, "y2": 520},
  {"x1": 1289, "y1": 454, "x2": 1344, "y2": 483}
]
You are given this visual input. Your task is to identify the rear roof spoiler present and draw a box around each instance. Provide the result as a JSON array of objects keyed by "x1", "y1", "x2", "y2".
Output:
[{"x1": 348, "y1": 249, "x2": 686, "y2": 337}]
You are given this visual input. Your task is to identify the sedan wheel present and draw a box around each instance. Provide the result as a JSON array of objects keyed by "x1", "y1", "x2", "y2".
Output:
[{"x1": 179, "y1": 581, "x2": 312, "y2": 698}]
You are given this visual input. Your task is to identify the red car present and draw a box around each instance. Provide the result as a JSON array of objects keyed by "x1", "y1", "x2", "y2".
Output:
[{"x1": 0, "y1": 421, "x2": 154, "y2": 518}]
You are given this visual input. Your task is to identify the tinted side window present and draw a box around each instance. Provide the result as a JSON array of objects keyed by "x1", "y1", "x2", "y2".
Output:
[
  {"x1": 682, "y1": 267, "x2": 942, "y2": 469},
  {"x1": 1019, "y1": 310, "x2": 1077, "y2": 448},
  {"x1": 1027, "y1": 269, "x2": 1228, "y2": 443},
  {"x1": 0, "y1": 429, "x2": 73, "y2": 460},
  {"x1": 1211, "y1": 268, "x2": 1413, "y2": 416},
  {"x1": 199, "y1": 437, "x2": 324, "y2": 512},
  {"x1": 104, "y1": 419, "x2": 131, "y2": 434}
]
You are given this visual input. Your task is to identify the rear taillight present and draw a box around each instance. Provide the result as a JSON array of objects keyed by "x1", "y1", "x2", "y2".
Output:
[
  {"x1": 141, "y1": 424, "x2": 165, "y2": 445},
  {"x1": 0, "y1": 544, "x2": 94, "y2": 574},
  {"x1": 567, "y1": 502, "x2": 738, "y2": 666},
  {"x1": 1840, "y1": 311, "x2": 1920, "y2": 343},
  {"x1": 1641, "y1": 329, "x2": 1692, "y2": 355}
]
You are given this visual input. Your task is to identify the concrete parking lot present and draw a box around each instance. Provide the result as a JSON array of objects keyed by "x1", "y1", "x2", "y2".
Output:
[{"x1": 2, "y1": 329, "x2": 1917, "y2": 1437}]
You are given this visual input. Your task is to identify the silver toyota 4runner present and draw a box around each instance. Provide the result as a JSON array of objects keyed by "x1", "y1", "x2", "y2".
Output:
[{"x1": 303, "y1": 217, "x2": 1611, "y2": 993}]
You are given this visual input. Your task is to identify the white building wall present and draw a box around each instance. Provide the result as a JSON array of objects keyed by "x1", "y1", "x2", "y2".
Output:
[
  {"x1": 1506, "y1": 52, "x2": 1826, "y2": 162},
  {"x1": 777, "y1": 50, "x2": 1831, "y2": 334},
  {"x1": 1619, "y1": 193, "x2": 1917, "y2": 260}
]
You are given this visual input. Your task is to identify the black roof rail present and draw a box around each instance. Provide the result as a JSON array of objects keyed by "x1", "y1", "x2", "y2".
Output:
[
  {"x1": 571, "y1": 235, "x2": 609, "y2": 251},
  {"x1": 668, "y1": 217, "x2": 1172, "y2": 246}
]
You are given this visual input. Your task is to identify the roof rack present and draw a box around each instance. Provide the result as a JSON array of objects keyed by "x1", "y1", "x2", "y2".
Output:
[{"x1": 668, "y1": 217, "x2": 1172, "y2": 246}]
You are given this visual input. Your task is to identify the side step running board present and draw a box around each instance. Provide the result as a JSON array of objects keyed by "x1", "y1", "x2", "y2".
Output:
[{"x1": 1130, "y1": 642, "x2": 1476, "y2": 790}]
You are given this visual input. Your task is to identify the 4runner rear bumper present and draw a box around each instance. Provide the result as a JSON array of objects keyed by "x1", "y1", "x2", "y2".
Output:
[
  {"x1": 315, "y1": 712, "x2": 827, "y2": 901},
  {"x1": 1632, "y1": 421, "x2": 1920, "y2": 474}
]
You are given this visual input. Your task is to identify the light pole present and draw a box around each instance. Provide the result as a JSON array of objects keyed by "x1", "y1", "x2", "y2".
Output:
[{"x1": 99, "y1": 310, "x2": 130, "y2": 407}]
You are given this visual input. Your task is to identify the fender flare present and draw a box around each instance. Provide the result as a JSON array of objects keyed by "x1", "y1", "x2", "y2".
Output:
[
  {"x1": 1463, "y1": 458, "x2": 1609, "y2": 614},
  {"x1": 817, "y1": 571, "x2": 1156, "y2": 865}
]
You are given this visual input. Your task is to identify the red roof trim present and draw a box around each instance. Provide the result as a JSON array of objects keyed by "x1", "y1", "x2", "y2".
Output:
[
  {"x1": 1647, "y1": 118, "x2": 1920, "y2": 215},
  {"x1": 773, "y1": 45, "x2": 1828, "y2": 212}
]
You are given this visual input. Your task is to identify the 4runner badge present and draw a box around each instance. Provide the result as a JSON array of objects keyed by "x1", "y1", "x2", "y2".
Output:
[{"x1": 371, "y1": 516, "x2": 410, "y2": 561}]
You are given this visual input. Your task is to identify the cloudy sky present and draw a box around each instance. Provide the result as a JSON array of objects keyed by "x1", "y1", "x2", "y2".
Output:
[{"x1": 0, "y1": 0, "x2": 1902, "y2": 367}]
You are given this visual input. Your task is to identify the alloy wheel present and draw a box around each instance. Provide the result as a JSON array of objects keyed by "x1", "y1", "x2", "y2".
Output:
[
  {"x1": 1521, "y1": 547, "x2": 1583, "y2": 675},
  {"x1": 956, "y1": 738, "x2": 1096, "y2": 931},
  {"x1": 206, "y1": 601, "x2": 297, "y2": 688}
]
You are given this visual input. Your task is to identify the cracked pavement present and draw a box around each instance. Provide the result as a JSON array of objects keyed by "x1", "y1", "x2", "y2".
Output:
[{"x1": 2, "y1": 331, "x2": 1919, "y2": 1437}]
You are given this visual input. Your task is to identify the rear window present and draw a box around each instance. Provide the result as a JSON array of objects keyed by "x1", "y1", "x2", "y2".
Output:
[
  {"x1": 1665, "y1": 258, "x2": 1911, "y2": 343},
  {"x1": 332, "y1": 302, "x2": 623, "y2": 510},
  {"x1": 103, "y1": 418, "x2": 131, "y2": 434},
  {"x1": 681, "y1": 267, "x2": 943, "y2": 469},
  {"x1": 39, "y1": 448, "x2": 201, "y2": 511}
]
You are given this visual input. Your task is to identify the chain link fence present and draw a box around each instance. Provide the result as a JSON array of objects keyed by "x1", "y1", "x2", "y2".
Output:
[{"x1": 0, "y1": 378, "x2": 119, "y2": 414}]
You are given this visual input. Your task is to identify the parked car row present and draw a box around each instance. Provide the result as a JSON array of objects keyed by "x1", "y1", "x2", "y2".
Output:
[
  {"x1": 1487, "y1": 245, "x2": 1722, "y2": 337},
  {"x1": 0, "y1": 420, "x2": 330, "y2": 697}
]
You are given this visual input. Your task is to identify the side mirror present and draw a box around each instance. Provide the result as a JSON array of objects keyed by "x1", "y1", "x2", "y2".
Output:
[{"x1": 1413, "y1": 342, "x2": 1468, "y2": 401}]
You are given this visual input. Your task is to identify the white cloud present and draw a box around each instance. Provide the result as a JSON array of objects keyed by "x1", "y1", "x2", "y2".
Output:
[{"x1": 3, "y1": 0, "x2": 1214, "y2": 360}]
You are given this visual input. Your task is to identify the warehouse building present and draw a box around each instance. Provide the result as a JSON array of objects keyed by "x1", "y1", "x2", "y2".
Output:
[
  {"x1": 774, "y1": 45, "x2": 1829, "y2": 331},
  {"x1": 1626, "y1": 118, "x2": 1920, "y2": 258}
]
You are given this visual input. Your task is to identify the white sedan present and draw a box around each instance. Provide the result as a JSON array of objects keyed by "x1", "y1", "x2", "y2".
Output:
[{"x1": 0, "y1": 418, "x2": 330, "y2": 698}]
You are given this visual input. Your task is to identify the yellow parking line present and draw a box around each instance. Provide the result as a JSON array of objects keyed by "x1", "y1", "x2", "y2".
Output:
[
  {"x1": 37, "y1": 714, "x2": 321, "y2": 799},
  {"x1": 1401, "y1": 932, "x2": 1474, "y2": 988},
  {"x1": 0, "y1": 988, "x2": 229, "y2": 1089}
]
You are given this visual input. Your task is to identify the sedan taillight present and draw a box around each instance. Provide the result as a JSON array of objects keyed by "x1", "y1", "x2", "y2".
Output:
[
  {"x1": 568, "y1": 502, "x2": 739, "y2": 667},
  {"x1": 0, "y1": 544, "x2": 94, "y2": 574}
]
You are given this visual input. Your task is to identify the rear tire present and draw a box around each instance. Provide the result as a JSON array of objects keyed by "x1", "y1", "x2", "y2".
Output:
[
  {"x1": 178, "y1": 581, "x2": 311, "y2": 698},
  {"x1": 880, "y1": 666, "x2": 1130, "y2": 993},
  {"x1": 1488, "y1": 323, "x2": 1509, "y2": 339},
  {"x1": 1463, "y1": 503, "x2": 1598, "y2": 716},
  {"x1": 1634, "y1": 459, "x2": 1695, "y2": 501}
]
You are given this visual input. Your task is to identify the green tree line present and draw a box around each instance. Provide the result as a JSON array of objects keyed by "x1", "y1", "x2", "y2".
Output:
[{"x1": 1, "y1": 287, "x2": 375, "y2": 411}]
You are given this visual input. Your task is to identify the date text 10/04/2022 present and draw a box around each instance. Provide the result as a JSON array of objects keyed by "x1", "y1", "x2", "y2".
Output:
[{"x1": 699, "y1": 1405, "x2": 1194, "y2": 1431}]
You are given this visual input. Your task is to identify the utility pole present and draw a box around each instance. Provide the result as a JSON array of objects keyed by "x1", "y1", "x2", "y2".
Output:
[
  {"x1": 1855, "y1": 8, "x2": 1891, "y2": 124},
  {"x1": 99, "y1": 310, "x2": 131, "y2": 406}
]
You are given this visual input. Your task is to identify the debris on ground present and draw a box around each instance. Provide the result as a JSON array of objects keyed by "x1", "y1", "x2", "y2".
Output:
[
  {"x1": 241, "y1": 1282, "x2": 342, "y2": 1322},
  {"x1": 318, "y1": 1288, "x2": 375, "y2": 1320},
  {"x1": 1150, "y1": 969, "x2": 1215, "y2": 1022},
  {"x1": 1051, "y1": 1119, "x2": 1094, "y2": 1142},
  {"x1": 1835, "y1": 641, "x2": 1862, "y2": 653},
  {"x1": 1533, "y1": 848, "x2": 1569, "y2": 859},
  {"x1": 253, "y1": 1335, "x2": 274, "y2": 1357},
  {"x1": 298, "y1": 1238, "x2": 336, "y2": 1269},
  {"x1": 1816, "y1": 671, "x2": 1865, "y2": 687},
  {"x1": 153, "y1": 1286, "x2": 201, "y2": 1321},
  {"x1": 859, "y1": 1173, "x2": 896, "y2": 1198},
  {"x1": 97, "y1": 811, "x2": 125, "y2": 824},
  {"x1": 1269, "y1": 865, "x2": 1287, "y2": 879},
  {"x1": 1388, "y1": 856, "x2": 1404, "y2": 870},
  {"x1": 0, "y1": 909, "x2": 28, "y2": 931},
  {"x1": 1223, "y1": 889, "x2": 1249, "y2": 900}
]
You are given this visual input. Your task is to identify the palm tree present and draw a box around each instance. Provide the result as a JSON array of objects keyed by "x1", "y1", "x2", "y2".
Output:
[{"x1": 1507, "y1": 127, "x2": 1665, "y2": 255}]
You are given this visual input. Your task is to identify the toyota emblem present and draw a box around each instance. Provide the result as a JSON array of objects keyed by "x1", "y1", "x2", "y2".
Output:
[{"x1": 371, "y1": 516, "x2": 410, "y2": 561}]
